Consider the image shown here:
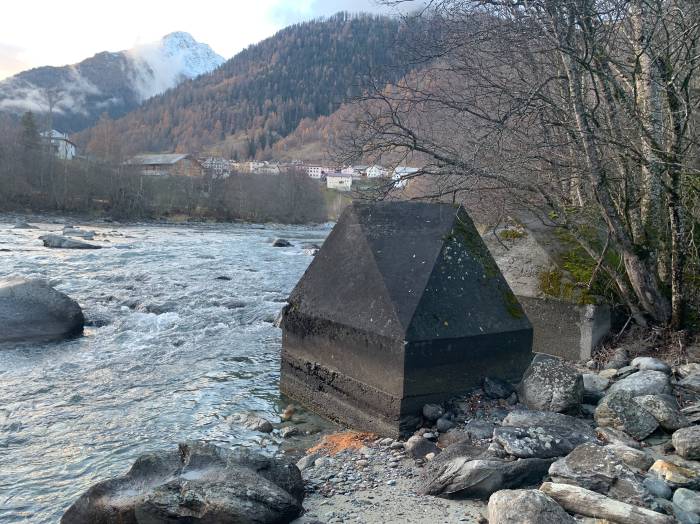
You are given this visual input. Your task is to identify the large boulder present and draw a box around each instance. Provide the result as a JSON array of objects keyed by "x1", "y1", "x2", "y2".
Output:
[
  {"x1": 61, "y1": 442, "x2": 304, "y2": 524},
  {"x1": 0, "y1": 278, "x2": 84, "y2": 343},
  {"x1": 595, "y1": 391, "x2": 659, "y2": 440},
  {"x1": 419, "y1": 443, "x2": 553, "y2": 498},
  {"x1": 518, "y1": 356, "x2": 583, "y2": 413},
  {"x1": 494, "y1": 410, "x2": 597, "y2": 459},
  {"x1": 488, "y1": 489, "x2": 575, "y2": 524},
  {"x1": 634, "y1": 395, "x2": 689, "y2": 432},
  {"x1": 39, "y1": 234, "x2": 101, "y2": 249},
  {"x1": 608, "y1": 370, "x2": 672, "y2": 397},
  {"x1": 549, "y1": 442, "x2": 651, "y2": 506},
  {"x1": 673, "y1": 426, "x2": 700, "y2": 460}
]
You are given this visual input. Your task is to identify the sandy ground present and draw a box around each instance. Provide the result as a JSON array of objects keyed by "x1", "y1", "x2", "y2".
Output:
[{"x1": 294, "y1": 475, "x2": 486, "y2": 523}]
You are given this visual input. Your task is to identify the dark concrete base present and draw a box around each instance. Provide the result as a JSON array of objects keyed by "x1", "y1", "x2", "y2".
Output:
[{"x1": 280, "y1": 353, "x2": 416, "y2": 438}]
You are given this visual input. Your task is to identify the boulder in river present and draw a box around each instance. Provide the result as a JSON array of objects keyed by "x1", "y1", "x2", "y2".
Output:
[
  {"x1": 61, "y1": 441, "x2": 304, "y2": 524},
  {"x1": 230, "y1": 412, "x2": 274, "y2": 433},
  {"x1": 272, "y1": 238, "x2": 292, "y2": 247},
  {"x1": 0, "y1": 278, "x2": 84, "y2": 343},
  {"x1": 13, "y1": 220, "x2": 37, "y2": 229},
  {"x1": 39, "y1": 234, "x2": 101, "y2": 249}
]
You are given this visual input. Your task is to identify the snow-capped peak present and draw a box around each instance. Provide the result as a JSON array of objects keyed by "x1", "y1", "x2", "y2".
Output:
[
  {"x1": 127, "y1": 32, "x2": 225, "y2": 100},
  {"x1": 159, "y1": 31, "x2": 225, "y2": 79}
]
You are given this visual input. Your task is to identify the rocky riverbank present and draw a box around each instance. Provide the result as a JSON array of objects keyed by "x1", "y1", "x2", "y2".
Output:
[{"x1": 284, "y1": 346, "x2": 700, "y2": 524}]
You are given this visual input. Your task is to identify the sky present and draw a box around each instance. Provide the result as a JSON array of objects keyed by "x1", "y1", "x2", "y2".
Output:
[{"x1": 0, "y1": 0, "x2": 399, "y2": 80}]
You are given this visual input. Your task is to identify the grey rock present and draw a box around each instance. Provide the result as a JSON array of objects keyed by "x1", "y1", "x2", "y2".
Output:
[
  {"x1": 420, "y1": 453, "x2": 554, "y2": 498},
  {"x1": 673, "y1": 426, "x2": 700, "y2": 460},
  {"x1": 483, "y1": 377, "x2": 516, "y2": 399},
  {"x1": 405, "y1": 435, "x2": 440, "y2": 459},
  {"x1": 422, "y1": 403, "x2": 444, "y2": 422},
  {"x1": 643, "y1": 477, "x2": 673, "y2": 499},
  {"x1": 678, "y1": 374, "x2": 700, "y2": 394},
  {"x1": 608, "y1": 370, "x2": 672, "y2": 397},
  {"x1": 280, "y1": 426, "x2": 299, "y2": 438},
  {"x1": 673, "y1": 505, "x2": 700, "y2": 524},
  {"x1": 436, "y1": 416, "x2": 455, "y2": 433},
  {"x1": 548, "y1": 442, "x2": 651, "y2": 506},
  {"x1": 595, "y1": 426, "x2": 641, "y2": 449},
  {"x1": 488, "y1": 488, "x2": 575, "y2": 524},
  {"x1": 464, "y1": 420, "x2": 496, "y2": 441},
  {"x1": 493, "y1": 421, "x2": 596, "y2": 459},
  {"x1": 606, "y1": 444, "x2": 654, "y2": 471},
  {"x1": 502, "y1": 410, "x2": 593, "y2": 432},
  {"x1": 632, "y1": 357, "x2": 671, "y2": 374},
  {"x1": 39, "y1": 234, "x2": 101, "y2": 249},
  {"x1": 635, "y1": 395, "x2": 689, "y2": 432},
  {"x1": 595, "y1": 391, "x2": 659, "y2": 440},
  {"x1": 518, "y1": 357, "x2": 583, "y2": 413},
  {"x1": 0, "y1": 278, "x2": 84, "y2": 343},
  {"x1": 63, "y1": 227, "x2": 96, "y2": 240},
  {"x1": 674, "y1": 488, "x2": 700, "y2": 514},
  {"x1": 61, "y1": 441, "x2": 304, "y2": 524},
  {"x1": 296, "y1": 453, "x2": 320, "y2": 471},
  {"x1": 13, "y1": 220, "x2": 37, "y2": 229},
  {"x1": 272, "y1": 238, "x2": 293, "y2": 247},
  {"x1": 230, "y1": 412, "x2": 274, "y2": 433},
  {"x1": 583, "y1": 373, "x2": 610, "y2": 403},
  {"x1": 681, "y1": 403, "x2": 700, "y2": 425}
]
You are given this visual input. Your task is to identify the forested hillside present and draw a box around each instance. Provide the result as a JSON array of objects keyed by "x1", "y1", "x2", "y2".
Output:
[{"x1": 80, "y1": 13, "x2": 408, "y2": 158}]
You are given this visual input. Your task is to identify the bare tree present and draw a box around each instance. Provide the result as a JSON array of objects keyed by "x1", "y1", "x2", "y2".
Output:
[{"x1": 343, "y1": 0, "x2": 700, "y2": 328}]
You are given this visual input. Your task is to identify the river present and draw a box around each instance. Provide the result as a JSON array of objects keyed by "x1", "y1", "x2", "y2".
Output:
[{"x1": 0, "y1": 218, "x2": 330, "y2": 523}]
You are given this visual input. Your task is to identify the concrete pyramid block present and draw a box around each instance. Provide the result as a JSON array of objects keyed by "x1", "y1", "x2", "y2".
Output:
[{"x1": 280, "y1": 202, "x2": 533, "y2": 436}]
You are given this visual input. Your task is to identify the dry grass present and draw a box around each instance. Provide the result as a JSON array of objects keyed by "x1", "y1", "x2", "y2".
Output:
[
  {"x1": 593, "y1": 324, "x2": 696, "y2": 369},
  {"x1": 307, "y1": 431, "x2": 377, "y2": 456}
]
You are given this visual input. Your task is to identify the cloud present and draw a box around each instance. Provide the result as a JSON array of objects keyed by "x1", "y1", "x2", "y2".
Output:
[{"x1": 0, "y1": 66, "x2": 102, "y2": 117}]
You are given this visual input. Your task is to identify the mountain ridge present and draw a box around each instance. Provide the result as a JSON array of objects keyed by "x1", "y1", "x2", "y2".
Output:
[
  {"x1": 78, "y1": 13, "x2": 408, "y2": 159},
  {"x1": 0, "y1": 32, "x2": 224, "y2": 133}
]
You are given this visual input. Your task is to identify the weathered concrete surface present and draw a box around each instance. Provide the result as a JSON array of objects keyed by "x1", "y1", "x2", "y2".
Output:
[
  {"x1": 281, "y1": 202, "x2": 533, "y2": 437},
  {"x1": 483, "y1": 226, "x2": 612, "y2": 362},
  {"x1": 518, "y1": 297, "x2": 610, "y2": 361}
]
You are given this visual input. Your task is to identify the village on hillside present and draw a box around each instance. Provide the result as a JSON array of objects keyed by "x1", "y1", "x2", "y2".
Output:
[{"x1": 42, "y1": 128, "x2": 419, "y2": 192}]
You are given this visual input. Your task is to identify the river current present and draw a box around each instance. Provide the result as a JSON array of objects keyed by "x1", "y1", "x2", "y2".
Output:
[{"x1": 0, "y1": 218, "x2": 330, "y2": 522}]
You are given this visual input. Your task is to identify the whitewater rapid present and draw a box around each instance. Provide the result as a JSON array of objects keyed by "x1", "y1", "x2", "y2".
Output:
[{"x1": 0, "y1": 218, "x2": 330, "y2": 522}]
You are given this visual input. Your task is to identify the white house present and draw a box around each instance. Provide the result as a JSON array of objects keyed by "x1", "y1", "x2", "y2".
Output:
[
  {"x1": 366, "y1": 165, "x2": 388, "y2": 178},
  {"x1": 307, "y1": 166, "x2": 331, "y2": 179},
  {"x1": 41, "y1": 130, "x2": 76, "y2": 160},
  {"x1": 326, "y1": 172, "x2": 353, "y2": 191},
  {"x1": 392, "y1": 166, "x2": 419, "y2": 188}
]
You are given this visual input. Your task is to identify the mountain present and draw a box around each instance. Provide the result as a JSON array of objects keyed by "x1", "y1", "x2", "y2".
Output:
[
  {"x1": 0, "y1": 32, "x2": 224, "y2": 133},
  {"x1": 78, "y1": 13, "x2": 408, "y2": 158}
]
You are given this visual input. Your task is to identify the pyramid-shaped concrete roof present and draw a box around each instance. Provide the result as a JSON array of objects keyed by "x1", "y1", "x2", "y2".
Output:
[{"x1": 287, "y1": 201, "x2": 530, "y2": 342}]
